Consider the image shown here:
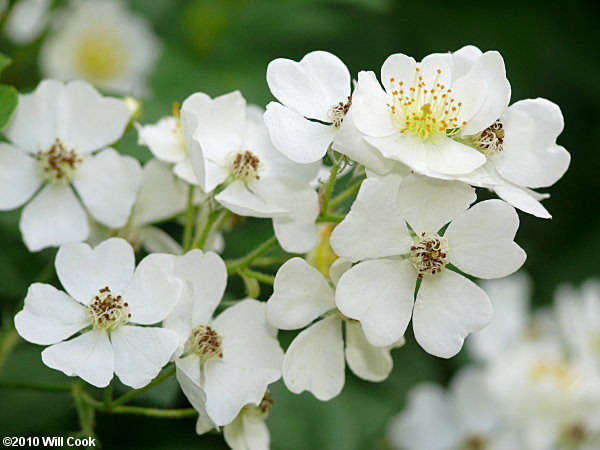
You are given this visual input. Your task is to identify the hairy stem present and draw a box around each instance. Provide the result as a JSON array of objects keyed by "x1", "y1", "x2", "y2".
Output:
[
  {"x1": 320, "y1": 163, "x2": 340, "y2": 214},
  {"x1": 182, "y1": 185, "x2": 197, "y2": 251}
]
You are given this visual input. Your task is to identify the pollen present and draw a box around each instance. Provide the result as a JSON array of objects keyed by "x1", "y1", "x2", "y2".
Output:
[
  {"x1": 186, "y1": 324, "x2": 223, "y2": 361},
  {"x1": 36, "y1": 139, "x2": 82, "y2": 184},
  {"x1": 409, "y1": 232, "x2": 449, "y2": 278},
  {"x1": 86, "y1": 287, "x2": 130, "y2": 330},
  {"x1": 227, "y1": 150, "x2": 262, "y2": 182},
  {"x1": 474, "y1": 120, "x2": 505, "y2": 157},
  {"x1": 387, "y1": 67, "x2": 466, "y2": 141},
  {"x1": 327, "y1": 96, "x2": 352, "y2": 128}
]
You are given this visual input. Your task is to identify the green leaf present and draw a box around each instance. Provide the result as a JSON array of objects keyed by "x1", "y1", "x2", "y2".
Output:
[
  {"x1": 0, "y1": 53, "x2": 12, "y2": 75},
  {"x1": 0, "y1": 84, "x2": 18, "y2": 129}
]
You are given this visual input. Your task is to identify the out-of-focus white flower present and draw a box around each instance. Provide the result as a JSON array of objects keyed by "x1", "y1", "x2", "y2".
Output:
[
  {"x1": 267, "y1": 257, "x2": 402, "y2": 401},
  {"x1": 164, "y1": 250, "x2": 283, "y2": 427},
  {"x1": 14, "y1": 238, "x2": 182, "y2": 388},
  {"x1": 331, "y1": 175, "x2": 526, "y2": 357},
  {"x1": 0, "y1": 79, "x2": 141, "y2": 251},
  {"x1": 351, "y1": 45, "x2": 510, "y2": 176},
  {"x1": 388, "y1": 368, "x2": 507, "y2": 450},
  {"x1": 40, "y1": 0, "x2": 160, "y2": 95},
  {"x1": 4, "y1": 0, "x2": 51, "y2": 44},
  {"x1": 181, "y1": 91, "x2": 322, "y2": 253}
]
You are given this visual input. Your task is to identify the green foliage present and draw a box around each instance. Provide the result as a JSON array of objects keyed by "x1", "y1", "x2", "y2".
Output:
[{"x1": 0, "y1": 52, "x2": 18, "y2": 129}]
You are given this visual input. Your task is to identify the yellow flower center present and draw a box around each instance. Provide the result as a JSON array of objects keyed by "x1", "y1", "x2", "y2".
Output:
[
  {"x1": 227, "y1": 150, "x2": 262, "y2": 182},
  {"x1": 36, "y1": 139, "x2": 81, "y2": 184},
  {"x1": 186, "y1": 324, "x2": 223, "y2": 361},
  {"x1": 75, "y1": 28, "x2": 128, "y2": 82},
  {"x1": 86, "y1": 287, "x2": 130, "y2": 330}
]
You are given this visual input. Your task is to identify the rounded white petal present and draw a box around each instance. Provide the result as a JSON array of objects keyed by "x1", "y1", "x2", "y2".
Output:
[
  {"x1": 495, "y1": 98, "x2": 570, "y2": 189},
  {"x1": 266, "y1": 50, "x2": 350, "y2": 122},
  {"x1": 351, "y1": 71, "x2": 395, "y2": 138},
  {"x1": 57, "y1": 81, "x2": 129, "y2": 153},
  {"x1": 344, "y1": 321, "x2": 394, "y2": 382},
  {"x1": 136, "y1": 117, "x2": 187, "y2": 163},
  {"x1": 224, "y1": 413, "x2": 270, "y2": 450},
  {"x1": 263, "y1": 102, "x2": 336, "y2": 164},
  {"x1": 14, "y1": 283, "x2": 87, "y2": 345},
  {"x1": 330, "y1": 178, "x2": 412, "y2": 262},
  {"x1": 0, "y1": 143, "x2": 41, "y2": 210},
  {"x1": 335, "y1": 259, "x2": 416, "y2": 347},
  {"x1": 329, "y1": 257, "x2": 353, "y2": 286},
  {"x1": 4, "y1": 79, "x2": 62, "y2": 153},
  {"x1": 20, "y1": 184, "x2": 89, "y2": 252},
  {"x1": 365, "y1": 134, "x2": 428, "y2": 173},
  {"x1": 173, "y1": 158, "x2": 198, "y2": 185},
  {"x1": 380, "y1": 53, "x2": 418, "y2": 94},
  {"x1": 213, "y1": 299, "x2": 283, "y2": 371},
  {"x1": 215, "y1": 180, "x2": 288, "y2": 218},
  {"x1": 56, "y1": 237, "x2": 135, "y2": 304},
  {"x1": 494, "y1": 183, "x2": 551, "y2": 219},
  {"x1": 73, "y1": 148, "x2": 142, "y2": 228},
  {"x1": 424, "y1": 137, "x2": 487, "y2": 175},
  {"x1": 282, "y1": 316, "x2": 345, "y2": 401},
  {"x1": 413, "y1": 270, "x2": 493, "y2": 358},
  {"x1": 175, "y1": 357, "x2": 213, "y2": 423},
  {"x1": 267, "y1": 258, "x2": 335, "y2": 330},
  {"x1": 125, "y1": 253, "x2": 183, "y2": 324},
  {"x1": 140, "y1": 226, "x2": 183, "y2": 255},
  {"x1": 203, "y1": 361, "x2": 280, "y2": 426},
  {"x1": 41, "y1": 330, "x2": 114, "y2": 387},
  {"x1": 111, "y1": 325, "x2": 179, "y2": 389},
  {"x1": 396, "y1": 173, "x2": 476, "y2": 234},
  {"x1": 445, "y1": 200, "x2": 526, "y2": 279},
  {"x1": 450, "y1": 45, "x2": 483, "y2": 79},
  {"x1": 451, "y1": 367, "x2": 500, "y2": 434}
]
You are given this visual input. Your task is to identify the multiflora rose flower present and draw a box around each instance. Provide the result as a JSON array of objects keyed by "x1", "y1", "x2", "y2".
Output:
[
  {"x1": 0, "y1": 79, "x2": 142, "y2": 251},
  {"x1": 331, "y1": 174, "x2": 526, "y2": 358},
  {"x1": 14, "y1": 238, "x2": 182, "y2": 388},
  {"x1": 266, "y1": 257, "x2": 403, "y2": 401}
]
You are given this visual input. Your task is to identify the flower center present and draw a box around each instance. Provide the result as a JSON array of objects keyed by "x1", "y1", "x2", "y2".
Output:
[
  {"x1": 387, "y1": 68, "x2": 467, "y2": 141},
  {"x1": 170, "y1": 102, "x2": 187, "y2": 151},
  {"x1": 410, "y1": 232, "x2": 449, "y2": 278},
  {"x1": 86, "y1": 287, "x2": 130, "y2": 330},
  {"x1": 327, "y1": 96, "x2": 352, "y2": 128},
  {"x1": 227, "y1": 150, "x2": 262, "y2": 182},
  {"x1": 75, "y1": 28, "x2": 128, "y2": 82},
  {"x1": 528, "y1": 359, "x2": 576, "y2": 391},
  {"x1": 462, "y1": 434, "x2": 488, "y2": 450},
  {"x1": 474, "y1": 120, "x2": 504, "y2": 157},
  {"x1": 36, "y1": 139, "x2": 82, "y2": 183},
  {"x1": 186, "y1": 324, "x2": 223, "y2": 361}
]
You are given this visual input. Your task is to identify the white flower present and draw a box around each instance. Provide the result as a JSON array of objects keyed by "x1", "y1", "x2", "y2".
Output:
[
  {"x1": 266, "y1": 257, "x2": 403, "y2": 401},
  {"x1": 14, "y1": 238, "x2": 182, "y2": 388},
  {"x1": 136, "y1": 108, "x2": 198, "y2": 184},
  {"x1": 0, "y1": 79, "x2": 142, "y2": 251},
  {"x1": 388, "y1": 368, "x2": 505, "y2": 450},
  {"x1": 331, "y1": 174, "x2": 526, "y2": 357},
  {"x1": 39, "y1": 0, "x2": 160, "y2": 95},
  {"x1": 164, "y1": 250, "x2": 283, "y2": 427},
  {"x1": 351, "y1": 46, "x2": 510, "y2": 176},
  {"x1": 4, "y1": 0, "x2": 51, "y2": 44},
  {"x1": 181, "y1": 91, "x2": 321, "y2": 253}
]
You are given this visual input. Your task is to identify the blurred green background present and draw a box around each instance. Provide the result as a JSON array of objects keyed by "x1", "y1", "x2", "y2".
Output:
[{"x1": 0, "y1": 0, "x2": 598, "y2": 448}]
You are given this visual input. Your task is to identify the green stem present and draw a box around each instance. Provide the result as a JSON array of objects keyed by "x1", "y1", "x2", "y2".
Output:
[
  {"x1": 0, "y1": 325, "x2": 19, "y2": 372},
  {"x1": 226, "y1": 236, "x2": 279, "y2": 274},
  {"x1": 320, "y1": 162, "x2": 340, "y2": 214},
  {"x1": 240, "y1": 268, "x2": 275, "y2": 285},
  {"x1": 110, "y1": 366, "x2": 175, "y2": 407},
  {"x1": 72, "y1": 384, "x2": 96, "y2": 436},
  {"x1": 316, "y1": 214, "x2": 344, "y2": 223},
  {"x1": 191, "y1": 208, "x2": 223, "y2": 250},
  {"x1": 0, "y1": 380, "x2": 73, "y2": 392},
  {"x1": 250, "y1": 255, "x2": 293, "y2": 267},
  {"x1": 101, "y1": 405, "x2": 197, "y2": 418},
  {"x1": 329, "y1": 176, "x2": 364, "y2": 208},
  {"x1": 103, "y1": 382, "x2": 113, "y2": 408},
  {"x1": 182, "y1": 185, "x2": 196, "y2": 251}
]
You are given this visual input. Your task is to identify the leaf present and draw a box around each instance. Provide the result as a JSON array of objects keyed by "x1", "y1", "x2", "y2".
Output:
[
  {"x1": 0, "y1": 53, "x2": 12, "y2": 75},
  {"x1": 0, "y1": 84, "x2": 18, "y2": 129}
]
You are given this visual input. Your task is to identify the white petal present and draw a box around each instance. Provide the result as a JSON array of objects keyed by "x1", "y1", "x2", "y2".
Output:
[
  {"x1": 451, "y1": 367, "x2": 500, "y2": 434},
  {"x1": 136, "y1": 117, "x2": 187, "y2": 163},
  {"x1": 215, "y1": 180, "x2": 288, "y2": 218},
  {"x1": 56, "y1": 81, "x2": 129, "y2": 153},
  {"x1": 424, "y1": 137, "x2": 487, "y2": 175},
  {"x1": 450, "y1": 45, "x2": 483, "y2": 78},
  {"x1": 213, "y1": 299, "x2": 283, "y2": 371},
  {"x1": 175, "y1": 357, "x2": 213, "y2": 424},
  {"x1": 413, "y1": 271, "x2": 493, "y2": 358},
  {"x1": 111, "y1": 325, "x2": 179, "y2": 389},
  {"x1": 445, "y1": 200, "x2": 526, "y2": 279},
  {"x1": 460, "y1": 51, "x2": 511, "y2": 135},
  {"x1": 365, "y1": 134, "x2": 428, "y2": 173},
  {"x1": 344, "y1": 321, "x2": 394, "y2": 382},
  {"x1": 125, "y1": 253, "x2": 183, "y2": 324},
  {"x1": 365, "y1": 161, "x2": 411, "y2": 193},
  {"x1": 266, "y1": 50, "x2": 350, "y2": 122},
  {"x1": 204, "y1": 361, "x2": 280, "y2": 426},
  {"x1": 282, "y1": 316, "x2": 345, "y2": 401},
  {"x1": 263, "y1": 102, "x2": 336, "y2": 164},
  {"x1": 4, "y1": 79, "x2": 62, "y2": 153},
  {"x1": 380, "y1": 53, "x2": 418, "y2": 94},
  {"x1": 140, "y1": 227, "x2": 183, "y2": 255},
  {"x1": 335, "y1": 259, "x2": 416, "y2": 347},
  {"x1": 14, "y1": 283, "x2": 87, "y2": 345},
  {"x1": 330, "y1": 178, "x2": 412, "y2": 262},
  {"x1": 224, "y1": 413, "x2": 270, "y2": 450},
  {"x1": 56, "y1": 237, "x2": 135, "y2": 304},
  {"x1": 73, "y1": 148, "x2": 142, "y2": 228},
  {"x1": 0, "y1": 144, "x2": 41, "y2": 210},
  {"x1": 176, "y1": 250, "x2": 227, "y2": 325},
  {"x1": 396, "y1": 174, "x2": 476, "y2": 234},
  {"x1": 173, "y1": 158, "x2": 198, "y2": 185},
  {"x1": 267, "y1": 258, "x2": 335, "y2": 330},
  {"x1": 351, "y1": 71, "x2": 395, "y2": 138},
  {"x1": 195, "y1": 416, "x2": 216, "y2": 435},
  {"x1": 495, "y1": 98, "x2": 570, "y2": 189},
  {"x1": 329, "y1": 258, "x2": 353, "y2": 286},
  {"x1": 20, "y1": 184, "x2": 88, "y2": 252},
  {"x1": 494, "y1": 183, "x2": 551, "y2": 219},
  {"x1": 42, "y1": 330, "x2": 114, "y2": 387},
  {"x1": 131, "y1": 159, "x2": 188, "y2": 226}
]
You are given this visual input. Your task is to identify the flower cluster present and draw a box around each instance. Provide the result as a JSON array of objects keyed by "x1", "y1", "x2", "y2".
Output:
[
  {"x1": 388, "y1": 275, "x2": 600, "y2": 450},
  {"x1": 2, "y1": 44, "x2": 571, "y2": 449}
]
